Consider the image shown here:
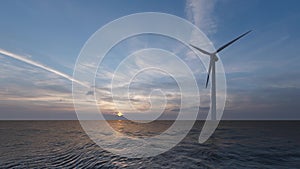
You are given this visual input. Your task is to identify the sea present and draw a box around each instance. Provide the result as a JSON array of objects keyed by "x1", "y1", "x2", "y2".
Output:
[{"x1": 0, "y1": 120, "x2": 299, "y2": 168}]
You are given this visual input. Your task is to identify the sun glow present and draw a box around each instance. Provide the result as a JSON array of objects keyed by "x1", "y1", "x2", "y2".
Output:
[{"x1": 117, "y1": 111, "x2": 123, "y2": 117}]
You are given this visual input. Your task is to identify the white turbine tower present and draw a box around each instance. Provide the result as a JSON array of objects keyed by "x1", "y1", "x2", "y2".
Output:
[{"x1": 190, "y1": 30, "x2": 251, "y2": 120}]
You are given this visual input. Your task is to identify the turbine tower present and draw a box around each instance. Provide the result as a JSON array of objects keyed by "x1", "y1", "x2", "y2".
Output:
[{"x1": 190, "y1": 30, "x2": 251, "y2": 120}]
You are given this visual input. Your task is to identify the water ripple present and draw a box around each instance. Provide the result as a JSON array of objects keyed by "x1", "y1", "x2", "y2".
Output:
[{"x1": 0, "y1": 121, "x2": 299, "y2": 168}]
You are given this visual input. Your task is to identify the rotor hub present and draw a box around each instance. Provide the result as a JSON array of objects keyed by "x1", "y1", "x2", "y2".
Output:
[{"x1": 214, "y1": 55, "x2": 219, "y2": 61}]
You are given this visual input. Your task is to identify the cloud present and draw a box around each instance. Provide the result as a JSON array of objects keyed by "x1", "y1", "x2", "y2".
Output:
[
  {"x1": 224, "y1": 86, "x2": 300, "y2": 120},
  {"x1": 185, "y1": 0, "x2": 218, "y2": 34},
  {"x1": 0, "y1": 49, "x2": 95, "y2": 119},
  {"x1": 86, "y1": 91, "x2": 94, "y2": 96},
  {"x1": 0, "y1": 100, "x2": 76, "y2": 120},
  {"x1": 0, "y1": 48, "x2": 88, "y2": 88}
]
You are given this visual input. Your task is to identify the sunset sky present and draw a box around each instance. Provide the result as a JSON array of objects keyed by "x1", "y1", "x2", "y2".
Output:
[{"x1": 0, "y1": 0, "x2": 300, "y2": 120}]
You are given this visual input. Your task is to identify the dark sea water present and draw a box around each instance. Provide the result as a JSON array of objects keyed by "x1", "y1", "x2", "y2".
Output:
[{"x1": 0, "y1": 120, "x2": 300, "y2": 168}]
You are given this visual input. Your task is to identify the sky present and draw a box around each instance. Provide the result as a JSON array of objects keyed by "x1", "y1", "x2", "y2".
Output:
[{"x1": 0, "y1": 0, "x2": 300, "y2": 120}]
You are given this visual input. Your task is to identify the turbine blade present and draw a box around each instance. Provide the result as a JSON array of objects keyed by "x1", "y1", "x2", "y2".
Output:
[
  {"x1": 205, "y1": 73, "x2": 210, "y2": 88},
  {"x1": 216, "y1": 30, "x2": 251, "y2": 53},
  {"x1": 206, "y1": 59, "x2": 213, "y2": 88},
  {"x1": 190, "y1": 44, "x2": 211, "y2": 55}
]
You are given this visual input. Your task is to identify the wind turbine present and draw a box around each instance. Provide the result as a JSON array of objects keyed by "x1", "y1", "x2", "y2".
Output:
[{"x1": 190, "y1": 30, "x2": 251, "y2": 120}]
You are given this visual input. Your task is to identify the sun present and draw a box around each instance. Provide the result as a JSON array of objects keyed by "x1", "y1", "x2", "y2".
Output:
[{"x1": 117, "y1": 111, "x2": 123, "y2": 117}]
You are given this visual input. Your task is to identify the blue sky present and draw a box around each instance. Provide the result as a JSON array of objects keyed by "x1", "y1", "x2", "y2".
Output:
[{"x1": 0, "y1": 0, "x2": 300, "y2": 120}]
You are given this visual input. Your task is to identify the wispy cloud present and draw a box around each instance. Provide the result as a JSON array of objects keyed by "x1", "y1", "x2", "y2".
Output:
[
  {"x1": 0, "y1": 48, "x2": 88, "y2": 88},
  {"x1": 185, "y1": 0, "x2": 218, "y2": 35}
]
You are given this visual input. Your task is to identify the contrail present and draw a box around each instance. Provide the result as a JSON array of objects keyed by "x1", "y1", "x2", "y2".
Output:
[{"x1": 0, "y1": 48, "x2": 88, "y2": 88}]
